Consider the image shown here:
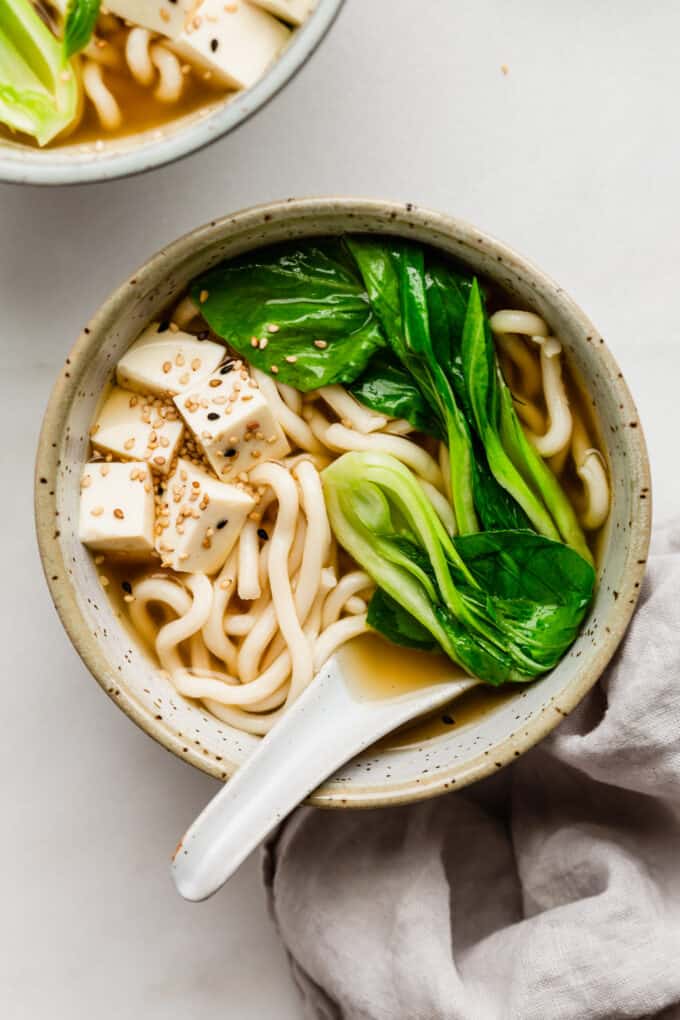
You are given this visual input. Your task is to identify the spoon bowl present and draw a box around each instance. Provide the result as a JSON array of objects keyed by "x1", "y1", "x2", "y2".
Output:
[{"x1": 172, "y1": 664, "x2": 479, "y2": 901}]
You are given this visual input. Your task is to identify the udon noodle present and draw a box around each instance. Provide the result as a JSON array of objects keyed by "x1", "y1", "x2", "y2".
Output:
[
  {"x1": 81, "y1": 25, "x2": 193, "y2": 132},
  {"x1": 86, "y1": 293, "x2": 609, "y2": 738}
]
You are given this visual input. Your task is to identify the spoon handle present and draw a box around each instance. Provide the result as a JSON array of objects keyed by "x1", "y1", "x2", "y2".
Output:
[{"x1": 172, "y1": 666, "x2": 475, "y2": 901}]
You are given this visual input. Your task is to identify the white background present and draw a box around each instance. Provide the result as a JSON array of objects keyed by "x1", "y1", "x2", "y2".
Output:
[{"x1": 1, "y1": 1, "x2": 678, "y2": 1016}]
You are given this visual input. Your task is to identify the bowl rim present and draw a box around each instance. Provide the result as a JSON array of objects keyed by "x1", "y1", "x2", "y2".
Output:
[
  {"x1": 0, "y1": 0, "x2": 344, "y2": 187},
  {"x1": 34, "y1": 196, "x2": 652, "y2": 807}
]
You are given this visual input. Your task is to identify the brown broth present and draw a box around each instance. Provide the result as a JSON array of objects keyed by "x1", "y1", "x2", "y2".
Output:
[
  {"x1": 337, "y1": 632, "x2": 519, "y2": 751},
  {"x1": 341, "y1": 632, "x2": 467, "y2": 701}
]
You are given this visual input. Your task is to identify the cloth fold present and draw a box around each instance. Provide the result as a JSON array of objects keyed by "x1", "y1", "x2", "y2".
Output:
[{"x1": 264, "y1": 521, "x2": 680, "y2": 1020}]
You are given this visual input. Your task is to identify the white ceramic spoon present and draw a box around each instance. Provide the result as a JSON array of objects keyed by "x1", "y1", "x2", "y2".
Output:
[{"x1": 172, "y1": 656, "x2": 479, "y2": 901}]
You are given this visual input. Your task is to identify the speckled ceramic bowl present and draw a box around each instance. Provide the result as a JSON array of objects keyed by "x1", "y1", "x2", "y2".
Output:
[
  {"x1": 0, "y1": 1, "x2": 343, "y2": 186},
  {"x1": 35, "y1": 198, "x2": 651, "y2": 806}
]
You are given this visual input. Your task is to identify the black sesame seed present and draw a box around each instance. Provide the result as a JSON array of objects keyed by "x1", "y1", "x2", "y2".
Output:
[
  {"x1": 220, "y1": 361, "x2": 234, "y2": 375},
  {"x1": 197, "y1": 330, "x2": 210, "y2": 341},
  {"x1": 210, "y1": 38, "x2": 219, "y2": 52},
  {"x1": 207, "y1": 412, "x2": 220, "y2": 421},
  {"x1": 157, "y1": 320, "x2": 170, "y2": 333},
  {"x1": 122, "y1": 581, "x2": 132, "y2": 594},
  {"x1": 441, "y1": 714, "x2": 455, "y2": 725},
  {"x1": 216, "y1": 519, "x2": 228, "y2": 530},
  {"x1": 224, "y1": 448, "x2": 237, "y2": 457},
  {"x1": 257, "y1": 528, "x2": 269, "y2": 541}
]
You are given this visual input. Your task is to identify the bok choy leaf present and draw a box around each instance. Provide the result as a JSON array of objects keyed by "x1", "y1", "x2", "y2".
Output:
[
  {"x1": 348, "y1": 351, "x2": 443, "y2": 438},
  {"x1": 322, "y1": 451, "x2": 595, "y2": 685},
  {"x1": 460, "y1": 279, "x2": 562, "y2": 542},
  {"x1": 63, "y1": 0, "x2": 101, "y2": 59},
  {"x1": 347, "y1": 237, "x2": 479, "y2": 535},
  {"x1": 198, "y1": 234, "x2": 593, "y2": 559},
  {"x1": 0, "y1": 0, "x2": 79, "y2": 145},
  {"x1": 192, "y1": 241, "x2": 387, "y2": 390}
]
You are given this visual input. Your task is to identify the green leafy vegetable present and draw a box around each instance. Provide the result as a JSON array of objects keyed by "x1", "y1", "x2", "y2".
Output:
[
  {"x1": 192, "y1": 241, "x2": 386, "y2": 390},
  {"x1": 198, "y1": 233, "x2": 592, "y2": 560},
  {"x1": 424, "y1": 258, "x2": 472, "y2": 404},
  {"x1": 63, "y1": 0, "x2": 100, "y2": 60},
  {"x1": 366, "y1": 587, "x2": 437, "y2": 650},
  {"x1": 347, "y1": 238, "x2": 479, "y2": 535},
  {"x1": 349, "y1": 351, "x2": 443, "y2": 438},
  {"x1": 323, "y1": 451, "x2": 595, "y2": 685},
  {"x1": 0, "y1": 0, "x2": 79, "y2": 145},
  {"x1": 497, "y1": 380, "x2": 592, "y2": 562},
  {"x1": 470, "y1": 449, "x2": 532, "y2": 532},
  {"x1": 454, "y1": 530, "x2": 595, "y2": 671},
  {"x1": 460, "y1": 279, "x2": 562, "y2": 542}
]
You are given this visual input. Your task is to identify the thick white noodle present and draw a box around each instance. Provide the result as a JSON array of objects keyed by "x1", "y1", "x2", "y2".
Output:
[
  {"x1": 277, "y1": 382, "x2": 302, "y2": 414},
  {"x1": 125, "y1": 27, "x2": 155, "y2": 86},
  {"x1": 282, "y1": 452, "x2": 333, "y2": 473},
  {"x1": 253, "y1": 369, "x2": 325, "y2": 453},
  {"x1": 572, "y1": 416, "x2": 610, "y2": 530},
  {"x1": 490, "y1": 309, "x2": 549, "y2": 338},
  {"x1": 150, "y1": 44, "x2": 183, "y2": 103},
  {"x1": 306, "y1": 408, "x2": 443, "y2": 488},
  {"x1": 224, "y1": 613, "x2": 256, "y2": 636},
  {"x1": 202, "y1": 552, "x2": 238, "y2": 672},
  {"x1": 313, "y1": 614, "x2": 370, "y2": 672},
  {"x1": 129, "y1": 577, "x2": 189, "y2": 647},
  {"x1": 382, "y1": 419, "x2": 415, "y2": 435},
  {"x1": 242, "y1": 520, "x2": 305, "y2": 677},
  {"x1": 321, "y1": 571, "x2": 372, "y2": 628},
  {"x1": 491, "y1": 311, "x2": 572, "y2": 459},
  {"x1": 82, "y1": 61, "x2": 122, "y2": 131},
  {"x1": 155, "y1": 573, "x2": 213, "y2": 674},
  {"x1": 524, "y1": 337, "x2": 573, "y2": 457},
  {"x1": 319, "y1": 385, "x2": 388, "y2": 433},
  {"x1": 249, "y1": 463, "x2": 313, "y2": 702},
  {"x1": 205, "y1": 700, "x2": 286, "y2": 736},
  {"x1": 238, "y1": 521, "x2": 261, "y2": 601}
]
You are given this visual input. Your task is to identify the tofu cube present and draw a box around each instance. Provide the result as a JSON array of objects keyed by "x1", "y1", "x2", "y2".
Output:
[
  {"x1": 173, "y1": 363, "x2": 289, "y2": 480},
  {"x1": 101, "y1": 0, "x2": 189, "y2": 39},
  {"x1": 91, "y1": 386, "x2": 184, "y2": 476},
  {"x1": 170, "y1": 0, "x2": 290, "y2": 90},
  {"x1": 116, "y1": 322, "x2": 226, "y2": 398},
  {"x1": 79, "y1": 462, "x2": 155, "y2": 558},
  {"x1": 157, "y1": 459, "x2": 254, "y2": 573},
  {"x1": 250, "y1": 0, "x2": 315, "y2": 25}
]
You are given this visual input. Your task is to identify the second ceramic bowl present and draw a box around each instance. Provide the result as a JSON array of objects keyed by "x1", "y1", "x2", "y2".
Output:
[
  {"x1": 35, "y1": 197, "x2": 651, "y2": 805},
  {"x1": 0, "y1": 1, "x2": 343, "y2": 186}
]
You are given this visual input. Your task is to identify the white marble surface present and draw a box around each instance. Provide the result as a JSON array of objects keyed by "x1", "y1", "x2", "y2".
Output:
[{"x1": 1, "y1": 1, "x2": 678, "y2": 1016}]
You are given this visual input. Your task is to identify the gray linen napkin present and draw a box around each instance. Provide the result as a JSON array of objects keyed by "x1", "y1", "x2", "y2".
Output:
[{"x1": 264, "y1": 520, "x2": 680, "y2": 1020}]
